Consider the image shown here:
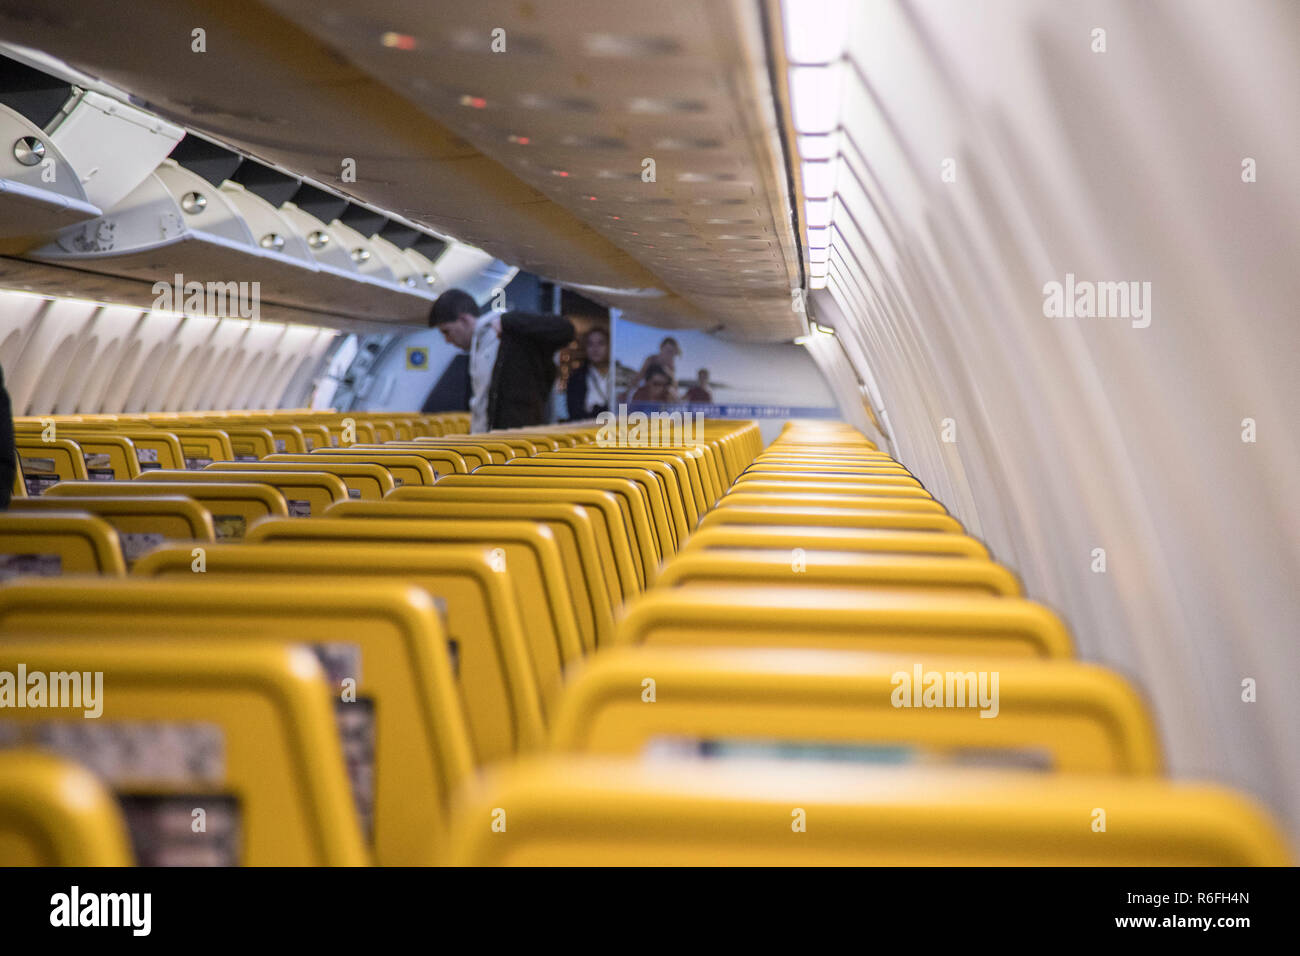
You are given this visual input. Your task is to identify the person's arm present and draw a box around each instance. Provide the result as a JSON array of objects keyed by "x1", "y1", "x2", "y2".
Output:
[
  {"x1": 500, "y1": 312, "x2": 576, "y2": 351},
  {"x1": 0, "y1": 365, "x2": 15, "y2": 508}
]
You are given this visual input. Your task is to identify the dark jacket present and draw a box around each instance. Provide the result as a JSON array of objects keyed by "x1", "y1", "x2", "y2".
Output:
[
  {"x1": 421, "y1": 352, "x2": 472, "y2": 413},
  {"x1": 565, "y1": 362, "x2": 611, "y2": 421},
  {"x1": 0, "y1": 365, "x2": 14, "y2": 508},
  {"x1": 487, "y1": 312, "x2": 575, "y2": 430}
]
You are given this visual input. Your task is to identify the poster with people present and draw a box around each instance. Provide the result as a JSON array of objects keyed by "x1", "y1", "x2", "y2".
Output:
[{"x1": 613, "y1": 316, "x2": 839, "y2": 425}]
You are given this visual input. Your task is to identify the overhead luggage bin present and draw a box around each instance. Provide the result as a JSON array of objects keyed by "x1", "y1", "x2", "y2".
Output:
[
  {"x1": 128, "y1": 543, "x2": 542, "y2": 765},
  {"x1": 0, "y1": 635, "x2": 367, "y2": 866},
  {"x1": 0, "y1": 511, "x2": 125, "y2": 575},
  {"x1": 0, "y1": 103, "x2": 101, "y2": 242},
  {"x1": 26, "y1": 159, "x2": 438, "y2": 325},
  {"x1": 45, "y1": 86, "x2": 184, "y2": 211},
  {"x1": 321, "y1": 215, "x2": 397, "y2": 283},
  {"x1": 428, "y1": 243, "x2": 517, "y2": 301},
  {"x1": 446, "y1": 757, "x2": 1290, "y2": 866},
  {"x1": 551, "y1": 647, "x2": 1161, "y2": 774},
  {"x1": 0, "y1": 751, "x2": 134, "y2": 866},
  {"x1": 365, "y1": 232, "x2": 432, "y2": 292},
  {"x1": 615, "y1": 585, "x2": 1074, "y2": 659},
  {"x1": 655, "y1": 550, "x2": 1021, "y2": 598}
]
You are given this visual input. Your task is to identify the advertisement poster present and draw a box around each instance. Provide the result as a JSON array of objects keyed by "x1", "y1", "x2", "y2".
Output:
[{"x1": 613, "y1": 316, "x2": 840, "y2": 430}]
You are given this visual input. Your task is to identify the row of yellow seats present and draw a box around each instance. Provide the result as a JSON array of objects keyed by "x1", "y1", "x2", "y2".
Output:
[
  {"x1": 3, "y1": 417, "x2": 1290, "y2": 864},
  {"x1": 9, "y1": 410, "x2": 470, "y2": 494},
  {"x1": 453, "y1": 419, "x2": 1284, "y2": 865},
  {"x1": 0, "y1": 418, "x2": 758, "y2": 864},
  {"x1": 435, "y1": 420, "x2": 1285, "y2": 864}
]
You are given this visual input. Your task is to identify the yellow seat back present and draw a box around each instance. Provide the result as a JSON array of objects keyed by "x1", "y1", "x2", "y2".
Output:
[
  {"x1": 0, "y1": 751, "x2": 135, "y2": 865},
  {"x1": 132, "y1": 543, "x2": 541, "y2": 764},
  {"x1": 390, "y1": 483, "x2": 636, "y2": 605},
  {"x1": 16, "y1": 438, "x2": 88, "y2": 492},
  {"x1": 0, "y1": 633, "x2": 366, "y2": 865},
  {"x1": 616, "y1": 585, "x2": 1074, "y2": 658},
  {"x1": 208, "y1": 460, "x2": 394, "y2": 500},
  {"x1": 294, "y1": 452, "x2": 439, "y2": 486},
  {"x1": 464, "y1": 469, "x2": 662, "y2": 579},
  {"x1": 326, "y1": 499, "x2": 614, "y2": 651},
  {"x1": 7, "y1": 495, "x2": 214, "y2": 567},
  {"x1": 657, "y1": 549, "x2": 1021, "y2": 597},
  {"x1": 46, "y1": 480, "x2": 287, "y2": 538},
  {"x1": 0, "y1": 512, "x2": 125, "y2": 575},
  {"x1": 697, "y1": 505, "x2": 964, "y2": 534},
  {"x1": 445, "y1": 758, "x2": 1292, "y2": 865},
  {"x1": 505, "y1": 458, "x2": 685, "y2": 549},
  {"x1": 246, "y1": 517, "x2": 581, "y2": 711},
  {"x1": 551, "y1": 647, "x2": 1160, "y2": 774},
  {"x1": 680, "y1": 525, "x2": 990, "y2": 560},
  {"x1": 137, "y1": 469, "x2": 347, "y2": 517}
]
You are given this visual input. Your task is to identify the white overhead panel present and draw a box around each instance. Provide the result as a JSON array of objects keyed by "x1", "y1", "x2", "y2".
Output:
[
  {"x1": 45, "y1": 89, "x2": 184, "y2": 211},
  {"x1": 328, "y1": 219, "x2": 394, "y2": 282},
  {"x1": 0, "y1": 104, "x2": 100, "y2": 241},
  {"x1": 278, "y1": 202, "x2": 361, "y2": 272},
  {"x1": 218, "y1": 181, "x2": 314, "y2": 266},
  {"x1": 431, "y1": 242, "x2": 513, "y2": 303},
  {"x1": 367, "y1": 234, "x2": 428, "y2": 292},
  {"x1": 24, "y1": 158, "x2": 437, "y2": 325}
]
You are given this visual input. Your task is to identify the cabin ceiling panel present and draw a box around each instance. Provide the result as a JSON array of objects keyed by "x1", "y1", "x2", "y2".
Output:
[
  {"x1": 263, "y1": 0, "x2": 804, "y2": 338},
  {"x1": 0, "y1": 0, "x2": 707, "y2": 321}
]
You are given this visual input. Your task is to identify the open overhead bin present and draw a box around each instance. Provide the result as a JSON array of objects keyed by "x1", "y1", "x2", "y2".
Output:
[
  {"x1": 0, "y1": 104, "x2": 100, "y2": 243},
  {"x1": 24, "y1": 157, "x2": 439, "y2": 325},
  {"x1": 0, "y1": 54, "x2": 184, "y2": 246}
]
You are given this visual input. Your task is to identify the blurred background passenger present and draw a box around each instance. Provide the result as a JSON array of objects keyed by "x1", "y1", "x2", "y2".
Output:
[{"x1": 565, "y1": 326, "x2": 611, "y2": 420}]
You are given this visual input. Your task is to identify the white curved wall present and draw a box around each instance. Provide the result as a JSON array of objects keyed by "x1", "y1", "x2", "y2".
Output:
[
  {"x1": 791, "y1": 0, "x2": 1299, "y2": 836},
  {"x1": 0, "y1": 291, "x2": 338, "y2": 414}
]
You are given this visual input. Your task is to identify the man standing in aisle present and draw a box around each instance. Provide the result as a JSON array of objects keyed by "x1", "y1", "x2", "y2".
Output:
[{"x1": 430, "y1": 288, "x2": 575, "y2": 433}]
